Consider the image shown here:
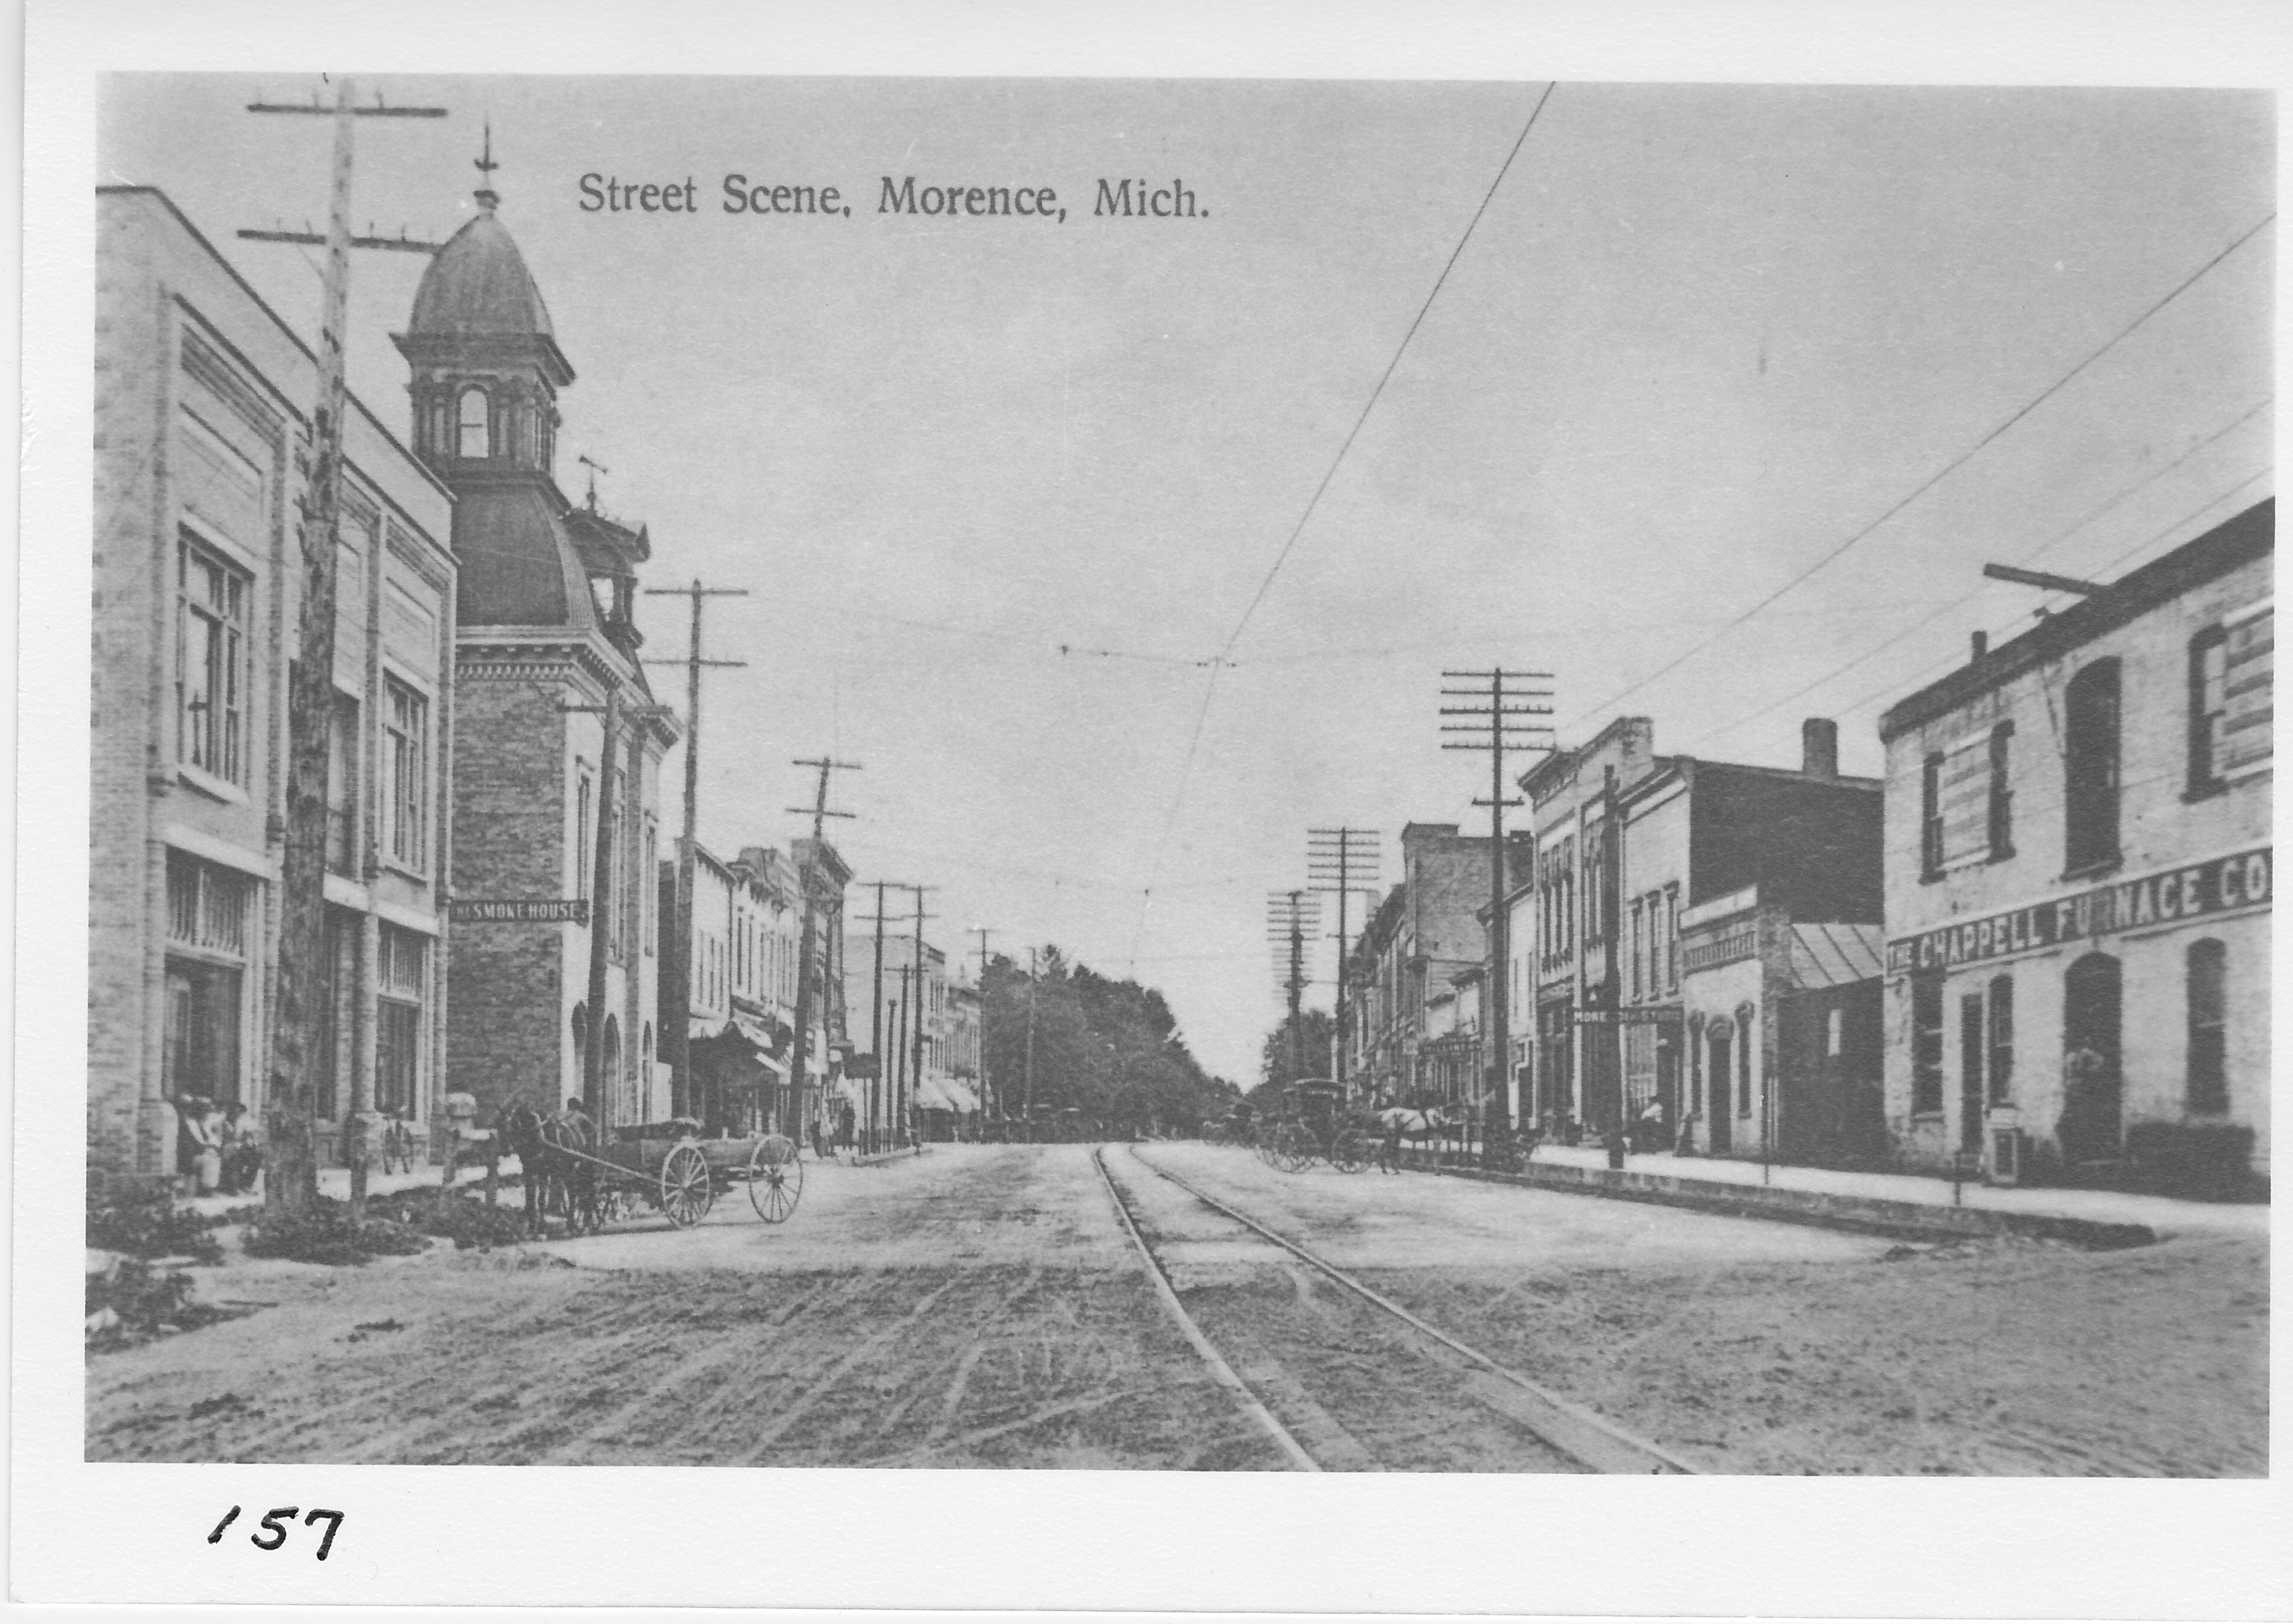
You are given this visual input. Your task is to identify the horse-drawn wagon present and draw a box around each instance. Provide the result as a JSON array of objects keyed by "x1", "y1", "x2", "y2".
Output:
[
  {"x1": 504, "y1": 1108, "x2": 804, "y2": 1235},
  {"x1": 1256, "y1": 1080, "x2": 1373, "y2": 1174}
]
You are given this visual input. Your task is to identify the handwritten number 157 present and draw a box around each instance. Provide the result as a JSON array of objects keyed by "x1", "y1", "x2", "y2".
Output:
[{"x1": 206, "y1": 1505, "x2": 345, "y2": 1561}]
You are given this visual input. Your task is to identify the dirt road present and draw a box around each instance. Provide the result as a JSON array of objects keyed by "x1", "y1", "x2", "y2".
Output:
[{"x1": 86, "y1": 1144, "x2": 2266, "y2": 1473}]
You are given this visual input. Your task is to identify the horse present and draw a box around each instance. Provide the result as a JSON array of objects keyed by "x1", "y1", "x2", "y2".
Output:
[
  {"x1": 540, "y1": 1110, "x2": 600, "y2": 1234},
  {"x1": 495, "y1": 1100, "x2": 551, "y2": 1235},
  {"x1": 1372, "y1": 1105, "x2": 1453, "y2": 1174}
]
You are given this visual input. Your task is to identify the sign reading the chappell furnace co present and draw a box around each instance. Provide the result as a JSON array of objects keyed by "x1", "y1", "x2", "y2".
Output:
[
  {"x1": 450, "y1": 898, "x2": 591, "y2": 925},
  {"x1": 1887, "y1": 847, "x2": 2271, "y2": 975}
]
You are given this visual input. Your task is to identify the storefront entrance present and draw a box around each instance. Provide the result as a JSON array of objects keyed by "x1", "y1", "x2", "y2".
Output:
[
  {"x1": 1706, "y1": 1023, "x2": 1733, "y2": 1153},
  {"x1": 2059, "y1": 952, "x2": 2123, "y2": 1165}
]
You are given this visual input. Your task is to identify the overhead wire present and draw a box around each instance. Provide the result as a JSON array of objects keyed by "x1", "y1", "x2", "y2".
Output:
[
  {"x1": 1732, "y1": 470, "x2": 2273, "y2": 748},
  {"x1": 1125, "y1": 84, "x2": 1562, "y2": 973},
  {"x1": 1568, "y1": 210, "x2": 2276, "y2": 731},
  {"x1": 1675, "y1": 397, "x2": 2272, "y2": 752}
]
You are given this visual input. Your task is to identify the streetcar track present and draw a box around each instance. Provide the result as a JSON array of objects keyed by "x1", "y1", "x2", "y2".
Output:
[
  {"x1": 1090, "y1": 1144, "x2": 1319, "y2": 1470},
  {"x1": 1120, "y1": 1143, "x2": 1703, "y2": 1475}
]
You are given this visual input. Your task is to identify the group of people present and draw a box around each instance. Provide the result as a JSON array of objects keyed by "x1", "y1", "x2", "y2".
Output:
[{"x1": 171, "y1": 1094, "x2": 260, "y2": 1196}]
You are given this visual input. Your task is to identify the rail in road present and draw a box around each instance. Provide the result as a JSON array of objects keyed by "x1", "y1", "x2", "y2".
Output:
[{"x1": 1092, "y1": 1142, "x2": 1699, "y2": 1475}]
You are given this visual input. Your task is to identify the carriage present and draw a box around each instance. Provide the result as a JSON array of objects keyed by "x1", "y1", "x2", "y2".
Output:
[
  {"x1": 529, "y1": 1116, "x2": 805, "y2": 1234},
  {"x1": 1255, "y1": 1080, "x2": 1372, "y2": 1175}
]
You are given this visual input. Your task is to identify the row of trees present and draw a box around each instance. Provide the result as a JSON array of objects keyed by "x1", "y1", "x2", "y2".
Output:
[{"x1": 979, "y1": 948, "x2": 1239, "y2": 1136}]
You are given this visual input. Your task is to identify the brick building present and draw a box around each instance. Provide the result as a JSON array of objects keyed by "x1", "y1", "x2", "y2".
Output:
[
  {"x1": 1520, "y1": 715, "x2": 1884, "y2": 1160},
  {"x1": 397, "y1": 170, "x2": 675, "y2": 1127},
  {"x1": 91, "y1": 188, "x2": 458, "y2": 1176},
  {"x1": 1878, "y1": 502, "x2": 2272, "y2": 1193},
  {"x1": 1342, "y1": 823, "x2": 1496, "y2": 1108}
]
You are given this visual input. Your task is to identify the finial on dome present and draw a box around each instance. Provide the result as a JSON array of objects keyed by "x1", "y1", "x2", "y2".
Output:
[{"x1": 473, "y1": 117, "x2": 500, "y2": 212}]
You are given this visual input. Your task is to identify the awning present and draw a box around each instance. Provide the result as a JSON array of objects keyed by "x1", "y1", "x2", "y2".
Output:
[
  {"x1": 913, "y1": 1076, "x2": 981, "y2": 1114},
  {"x1": 731, "y1": 1012, "x2": 781, "y2": 1053},
  {"x1": 1787, "y1": 922, "x2": 1886, "y2": 990}
]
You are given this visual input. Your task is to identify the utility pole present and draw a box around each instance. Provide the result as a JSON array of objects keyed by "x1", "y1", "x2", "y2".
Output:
[
  {"x1": 904, "y1": 885, "x2": 939, "y2": 1147},
  {"x1": 641, "y1": 580, "x2": 748, "y2": 1120},
  {"x1": 1264, "y1": 890, "x2": 1319, "y2": 1082},
  {"x1": 785, "y1": 757, "x2": 859, "y2": 1146},
  {"x1": 1442, "y1": 670, "x2": 1554, "y2": 1165},
  {"x1": 239, "y1": 78, "x2": 446, "y2": 1218},
  {"x1": 1308, "y1": 828, "x2": 1380, "y2": 1104},
  {"x1": 868, "y1": 881, "x2": 895, "y2": 1153}
]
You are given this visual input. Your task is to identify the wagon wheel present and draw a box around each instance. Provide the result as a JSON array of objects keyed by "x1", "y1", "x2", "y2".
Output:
[
  {"x1": 747, "y1": 1135, "x2": 804, "y2": 1223},
  {"x1": 1331, "y1": 1128, "x2": 1370, "y2": 1174},
  {"x1": 659, "y1": 1144, "x2": 714, "y2": 1229},
  {"x1": 1255, "y1": 1125, "x2": 1280, "y2": 1167},
  {"x1": 1271, "y1": 1123, "x2": 1308, "y2": 1173}
]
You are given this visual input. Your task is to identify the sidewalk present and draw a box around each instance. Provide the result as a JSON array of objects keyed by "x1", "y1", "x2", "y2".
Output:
[
  {"x1": 178, "y1": 1158, "x2": 526, "y2": 1221},
  {"x1": 1450, "y1": 1142, "x2": 2267, "y2": 1245}
]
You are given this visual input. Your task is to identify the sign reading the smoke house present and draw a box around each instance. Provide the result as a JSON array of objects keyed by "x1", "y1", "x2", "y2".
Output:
[
  {"x1": 1886, "y1": 847, "x2": 2271, "y2": 975},
  {"x1": 451, "y1": 898, "x2": 591, "y2": 925}
]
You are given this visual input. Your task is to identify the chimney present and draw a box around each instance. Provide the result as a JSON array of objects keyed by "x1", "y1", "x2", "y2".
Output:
[
  {"x1": 1801, "y1": 717, "x2": 1839, "y2": 781},
  {"x1": 1970, "y1": 629, "x2": 1988, "y2": 664}
]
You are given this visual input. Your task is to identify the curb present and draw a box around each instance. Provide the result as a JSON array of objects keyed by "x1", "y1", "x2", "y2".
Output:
[{"x1": 1437, "y1": 1158, "x2": 2158, "y2": 1251}]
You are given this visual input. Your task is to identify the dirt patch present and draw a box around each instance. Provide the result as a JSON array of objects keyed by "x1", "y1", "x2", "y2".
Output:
[
  {"x1": 85, "y1": 1249, "x2": 1286, "y2": 1469},
  {"x1": 1359, "y1": 1233, "x2": 2267, "y2": 1476}
]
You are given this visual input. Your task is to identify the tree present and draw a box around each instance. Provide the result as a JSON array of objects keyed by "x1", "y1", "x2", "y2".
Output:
[
  {"x1": 979, "y1": 947, "x2": 1236, "y2": 1135},
  {"x1": 1258, "y1": 1008, "x2": 1335, "y2": 1095}
]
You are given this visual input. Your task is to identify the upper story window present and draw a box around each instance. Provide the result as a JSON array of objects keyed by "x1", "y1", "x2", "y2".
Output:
[
  {"x1": 177, "y1": 535, "x2": 249, "y2": 786},
  {"x1": 2189, "y1": 626, "x2": 2230, "y2": 795},
  {"x1": 641, "y1": 817, "x2": 659, "y2": 955},
  {"x1": 383, "y1": 678, "x2": 429, "y2": 872},
  {"x1": 574, "y1": 771, "x2": 593, "y2": 901},
  {"x1": 1663, "y1": 883, "x2": 1681, "y2": 992},
  {"x1": 456, "y1": 387, "x2": 491, "y2": 459},
  {"x1": 2063, "y1": 659, "x2": 2121, "y2": 876},
  {"x1": 1986, "y1": 723, "x2": 2015, "y2": 859},
  {"x1": 603, "y1": 768, "x2": 627, "y2": 952},
  {"x1": 2189, "y1": 606, "x2": 2271, "y2": 795},
  {"x1": 1919, "y1": 752, "x2": 1944, "y2": 879}
]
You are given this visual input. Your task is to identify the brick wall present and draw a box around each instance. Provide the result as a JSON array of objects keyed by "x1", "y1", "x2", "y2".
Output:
[
  {"x1": 89, "y1": 209, "x2": 164, "y2": 1172},
  {"x1": 444, "y1": 671, "x2": 568, "y2": 1113}
]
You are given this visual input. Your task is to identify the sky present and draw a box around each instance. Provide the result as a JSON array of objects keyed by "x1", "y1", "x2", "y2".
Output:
[{"x1": 97, "y1": 76, "x2": 2273, "y2": 1085}]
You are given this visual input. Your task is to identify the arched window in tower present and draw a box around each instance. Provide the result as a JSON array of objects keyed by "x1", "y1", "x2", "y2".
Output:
[{"x1": 456, "y1": 386, "x2": 491, "y2": 459}]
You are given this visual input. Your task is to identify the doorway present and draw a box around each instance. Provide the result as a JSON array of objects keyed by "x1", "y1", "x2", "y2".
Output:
[
  {"x1": 1958, "y1": 992, "x2": 1986, "y2": 1154},
  {"x1": 2060, "y1": 953, "x2": 2123, "y2": 1165},
  {"x1": 1706, "y1": 1024, "x2": 1733, "y2": 1153}
]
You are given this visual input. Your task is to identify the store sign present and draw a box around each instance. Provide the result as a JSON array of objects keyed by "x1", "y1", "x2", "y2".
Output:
[
  {"x1": 451, "y1": 898, "x2": 590, "y2": 925},
  {"x1": 1886, "y1": 846, "x2": 2270, "y2": 974},
  {"x1": 1573, "y1": 1004, "x2": 1681, "y2": 1026}
]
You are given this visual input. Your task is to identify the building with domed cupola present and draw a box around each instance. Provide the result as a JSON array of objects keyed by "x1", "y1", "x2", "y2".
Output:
[{"x1": 395, "y1": 159, "x2": 678, "y2": 1129}]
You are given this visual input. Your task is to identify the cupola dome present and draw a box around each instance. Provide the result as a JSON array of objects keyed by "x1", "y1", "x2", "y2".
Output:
[{"x1": 407, "y1": 209, "x2": 558, "y2": 344}]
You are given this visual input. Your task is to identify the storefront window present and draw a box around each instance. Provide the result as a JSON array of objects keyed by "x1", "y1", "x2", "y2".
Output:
[
  {"x1": 1911, "y1": 973, "x2": 1944, "y2": 1114},
  {"x1": 2186, "y1": 940, "x2": 2227, "y2": 1113},
  {"x1": 1986, "y1": 974, "x2": 2014, "y2": 1105}
]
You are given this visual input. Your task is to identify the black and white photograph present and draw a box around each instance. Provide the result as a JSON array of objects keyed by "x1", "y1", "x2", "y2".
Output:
[{"x1": 18, "y1": 0, "x2": 2290, "y2": 1611}]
